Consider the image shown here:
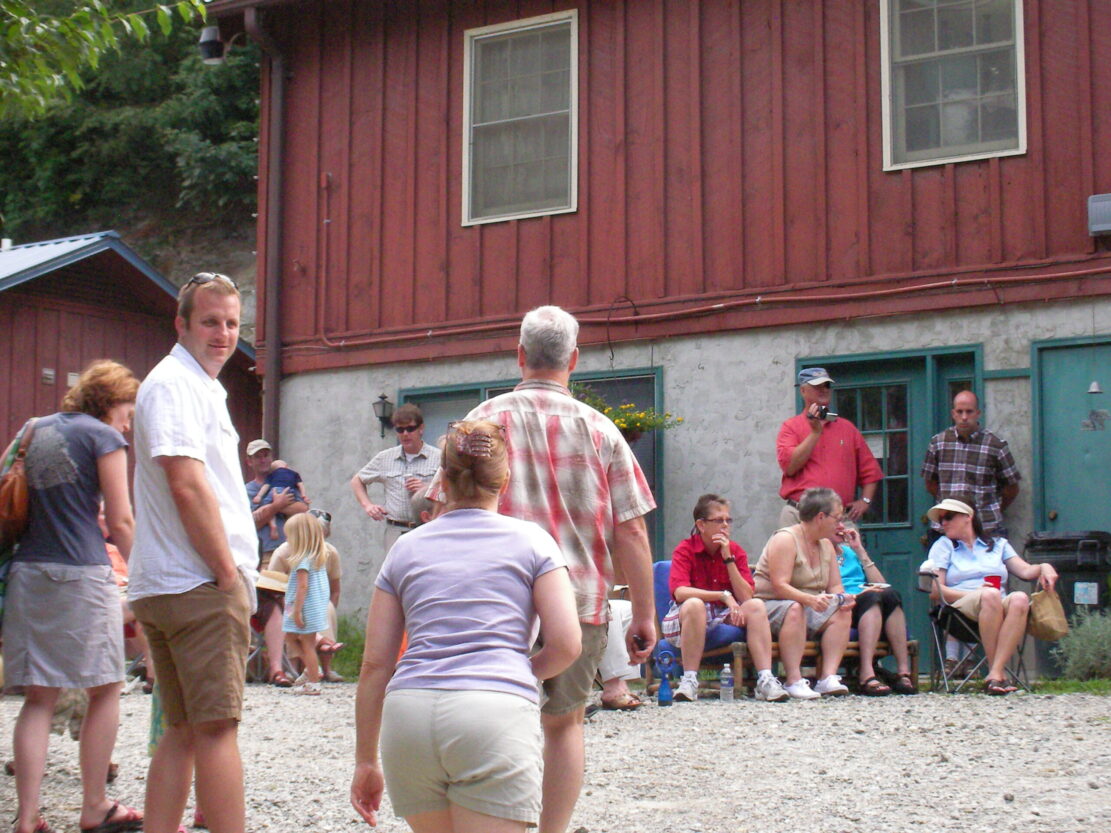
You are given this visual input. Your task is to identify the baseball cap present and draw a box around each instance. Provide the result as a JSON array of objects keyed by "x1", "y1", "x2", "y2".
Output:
[
  {"x1": 798, "y1": 367, "x2": 835, "y2": 386},
  {"x1": 246, "y1": 439, "x2": 272, "y2": 456}
]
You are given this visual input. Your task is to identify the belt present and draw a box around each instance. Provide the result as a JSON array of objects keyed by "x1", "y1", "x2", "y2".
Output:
[
  {"x1": 785, "y1": 499, "x2": 799, "y2": 508},
  {"x1": 386, "y1": 518, "x2": 418, "y2": 530}
]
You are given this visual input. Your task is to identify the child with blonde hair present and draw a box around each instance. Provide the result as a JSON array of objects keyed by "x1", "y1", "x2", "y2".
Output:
[{"x1": 281, "y1": 513, "x2": 331, "y2": 695}]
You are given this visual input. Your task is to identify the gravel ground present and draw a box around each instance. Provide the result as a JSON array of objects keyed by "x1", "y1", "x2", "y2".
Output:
[{"x1": 2, "y1": 683, "x2": 1109, "y2": 833}]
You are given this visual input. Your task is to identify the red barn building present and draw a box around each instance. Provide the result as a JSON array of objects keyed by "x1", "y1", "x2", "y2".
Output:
[{"x1": 208, "y1": 0, "x2": 1111, "y2": 636}]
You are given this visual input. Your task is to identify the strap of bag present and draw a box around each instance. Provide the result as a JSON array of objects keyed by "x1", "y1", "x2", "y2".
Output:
[{"x1": 2, "y1": 418, "x2": 36, "y2": 474}]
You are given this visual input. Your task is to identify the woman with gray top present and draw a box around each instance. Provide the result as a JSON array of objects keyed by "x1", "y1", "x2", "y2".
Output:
[
  {"x1": 4, "y1": 361, "x2": 143, "y2": 833},
  {"x1": 351, "y1": 419, "x2": 580, "y2": 833}
]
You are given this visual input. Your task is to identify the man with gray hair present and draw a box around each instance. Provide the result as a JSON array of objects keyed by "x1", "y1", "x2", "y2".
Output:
[{"x1": 445, "y1": 305, "x2": 657, "y2": 833}]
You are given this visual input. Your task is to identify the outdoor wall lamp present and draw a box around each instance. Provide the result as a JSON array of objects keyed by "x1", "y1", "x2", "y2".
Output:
[
  {"x1": 373, "y1": 394, "x2": 395, "y2": 438},
  {"x1": 198, "y1": 27, "x2": 244, "y2": 65}
]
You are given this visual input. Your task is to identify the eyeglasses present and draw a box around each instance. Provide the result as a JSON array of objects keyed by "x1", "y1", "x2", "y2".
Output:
[
  {"x1": 186, "y1": 272, "x2": 238, "y2": 290},
  {"x1": 394, "y1": 424, "x2": 421, "y2": 434},
  {"x1": 308, "y1": 509, "x2": 332, "y2": 523},
  {"x1": 701, "y1": 517, "x2": 733, "y2": 525}
]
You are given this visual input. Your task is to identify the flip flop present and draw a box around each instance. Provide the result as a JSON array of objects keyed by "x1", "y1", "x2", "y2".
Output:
[
  {"x1": 318, "y1": 641, "x2": 345, "y2": 655},
  {"x1": 11, "y1": 817, "x2": 54, "y2": 833},
  {"x1": 79, "y1": 802, "x2": 143, "y2": 833},
  {"x1": 984, "y1": 678, "x2": 1014, "y2": 696},
  {"x1": 270, "y1": 671, "x2": 294, "y2": 688},
  {"x1": 600, "y1": 692, "x2": 643, "y2": 710}
]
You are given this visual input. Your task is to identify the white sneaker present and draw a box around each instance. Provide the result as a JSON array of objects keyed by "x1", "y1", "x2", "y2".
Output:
[
  {"x1": 815, "y1": 674, "x2": 850, "y2": 697},
  {"x1": 754, "y1": 675, "x2": 789, "y2": 702},
  {"x1": 784, "y1": 678, "x2": 821, "y2": 700},
  {"x1": 293, "y1": 681, "x2": 322, "y2": 696},
  {"x1": 323, "y1": 669, "x2": 345, "y2": 683},
  {"x1": 674, "y1": 677, "x2": 699, "y2": 702},
  {"x1": 293, "y1": 671, "x2": 308, "y2": 686}
]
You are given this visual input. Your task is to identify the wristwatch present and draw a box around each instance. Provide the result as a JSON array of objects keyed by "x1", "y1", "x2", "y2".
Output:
[
  {"x1": 720, "y1": 590, "x2": 733, "y2": 603},
  {"x1": 861, "y1": 497, "x2": 872, "y2": 505},
  {"x1": 723, "y1": 556, "x2": 736, "y2": 565}
]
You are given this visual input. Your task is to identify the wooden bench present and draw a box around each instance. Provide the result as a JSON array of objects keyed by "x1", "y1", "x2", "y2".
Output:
[{"x1": 731, "y1": 637, "x2": 919, "y2": 696}]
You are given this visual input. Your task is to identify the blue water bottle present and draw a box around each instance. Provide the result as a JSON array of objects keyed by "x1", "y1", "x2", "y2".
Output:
[{"x1": 656, "y1": 650, "x2": 675, "y2": 707}]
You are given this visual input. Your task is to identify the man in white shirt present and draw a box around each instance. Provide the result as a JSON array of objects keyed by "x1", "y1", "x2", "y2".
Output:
[{"x1": 129, "y1": 272, "x2": 258, "y2": 833}]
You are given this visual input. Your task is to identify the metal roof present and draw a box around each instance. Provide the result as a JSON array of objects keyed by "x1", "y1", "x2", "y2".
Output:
[{"x1": 0, "y1": 231, "x2": 255, "y2": 360}]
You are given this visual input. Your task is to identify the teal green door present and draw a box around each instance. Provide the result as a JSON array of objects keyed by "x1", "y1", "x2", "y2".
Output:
[
  {"x1": 1035, "y1": 340, "x2": 1111, "y2": 531},
  {"x1": 803, "y1": 350, "x2": 976, "y2": 664}
]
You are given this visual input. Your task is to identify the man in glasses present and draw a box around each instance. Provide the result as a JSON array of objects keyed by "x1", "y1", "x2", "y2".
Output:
[
  {"x1": 348, "y1": 402, "x2": 441, "y2": 577},
  {"x1": 663, "y1": 494, "x2": 789, "y2": 702},
  {"x1": 776, "y1": 367, "x2": 884, "y2": 527},
  {"x1": 128, "y1": 272, "x2": 257, "y2": 833}
]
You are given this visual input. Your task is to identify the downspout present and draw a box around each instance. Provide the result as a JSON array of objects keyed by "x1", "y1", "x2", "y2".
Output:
[{"x1": 244, "y1": 7, "x2": 285, "y2": 455}]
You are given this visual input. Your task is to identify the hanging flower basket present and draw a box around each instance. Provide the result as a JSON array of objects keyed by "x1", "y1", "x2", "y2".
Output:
[{"x1": 571, "y1": 384, "x2": 683, "y2": 441}]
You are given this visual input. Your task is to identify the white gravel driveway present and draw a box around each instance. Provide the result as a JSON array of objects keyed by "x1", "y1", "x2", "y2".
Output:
[{"x1": 3, "y1": 684, "x2": 1108, "y2": 833}]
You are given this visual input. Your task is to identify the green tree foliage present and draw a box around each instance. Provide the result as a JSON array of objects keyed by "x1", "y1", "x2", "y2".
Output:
[
  {"x1": 0, "y1": 0, "x2": 207, "y2": 119},
  {"x1": 0, "y1": 1, "x2": 259, "y2": 239}
]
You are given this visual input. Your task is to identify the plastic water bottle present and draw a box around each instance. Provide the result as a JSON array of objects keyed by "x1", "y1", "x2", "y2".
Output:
[
  {"x1": 656, "y1": 650, "x2": 675, "y2": 707},
  {"x1": 720, "y1": 663, "x2": 734, "y2": 703}
]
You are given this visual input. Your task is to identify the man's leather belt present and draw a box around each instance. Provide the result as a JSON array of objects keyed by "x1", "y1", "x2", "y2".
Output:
[
  {"x1": 785, "y1": 499, "x2": 799, "y2": 508},
  {"x1": 387, "y1": 518, "x2": 418, "y2": 529}
]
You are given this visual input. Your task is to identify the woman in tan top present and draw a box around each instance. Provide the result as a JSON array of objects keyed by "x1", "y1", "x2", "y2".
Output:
[{"x1": 753, "y1": 487, "x2": 854, "y2": 698}]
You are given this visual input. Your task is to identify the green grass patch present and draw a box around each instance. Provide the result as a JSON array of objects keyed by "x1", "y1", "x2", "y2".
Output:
[
  {"x1": 331, "y1": 613, "x2": 366, "y2": 680},
  {"x1": 1030, "y1": 678, "x2": 1111, "y2": 695}
]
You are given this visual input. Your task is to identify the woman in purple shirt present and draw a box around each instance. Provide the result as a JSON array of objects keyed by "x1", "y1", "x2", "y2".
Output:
[{"x1": 351, "y1": 419, "x2": 580, "y2": 833}]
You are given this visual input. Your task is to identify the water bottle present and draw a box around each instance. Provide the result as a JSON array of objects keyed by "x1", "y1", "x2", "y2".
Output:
[
  {"x1": 720, "y1": 663, "x2": 734, "y2": 703},
  {"x1": 656, "y1": 650, "x2": 675, "y2": 707}
]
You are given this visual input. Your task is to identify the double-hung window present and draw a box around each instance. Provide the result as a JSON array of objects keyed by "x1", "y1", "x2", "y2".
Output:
[
  {"x1": 881, "y1": 0, "x2": 1025, "y2": 169},
  {"x1": 463, "y1": 11, "x2": 577, "y2": 225}
]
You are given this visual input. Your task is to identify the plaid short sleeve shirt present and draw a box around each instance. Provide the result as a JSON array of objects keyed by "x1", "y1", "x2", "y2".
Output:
[
  {"x1": 466, "y1": 379, "x2": 657, "y2": 625},
  {"x1": 921, "y1": 427, "x2": 1020, "y2": 535}
]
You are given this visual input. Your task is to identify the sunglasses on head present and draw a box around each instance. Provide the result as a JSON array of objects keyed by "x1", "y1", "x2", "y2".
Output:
[
  {"x1": 394, "y1": 424, "x2": 421, "y2": 434},
  {"x1": 186, "y1": 272, "x2": 238, "y2": 290}
]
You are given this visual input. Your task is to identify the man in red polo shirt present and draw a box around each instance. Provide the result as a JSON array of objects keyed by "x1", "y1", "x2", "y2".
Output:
[
  {"x1": 776, "y1": 367, "x2": 884, "y2": 527},
  {"x1": 662, "y1": 494, "x2": 790, "y2": 702}
]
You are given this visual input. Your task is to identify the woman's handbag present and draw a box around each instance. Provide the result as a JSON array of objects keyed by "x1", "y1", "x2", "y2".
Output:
[
  {"x1": 1027, "y1": 588, "x2": 1069, "y2": 642},
  {"x1": 0, "y1": 418, "x2": 36, "y2": 548}
]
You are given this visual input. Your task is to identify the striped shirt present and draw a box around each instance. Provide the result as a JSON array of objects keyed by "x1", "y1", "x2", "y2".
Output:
[
  {"x1": 921, "y1": 426, "x2": 1020, "y2": 535},
  {"x1": 356, "y1": 442, "x2": 441, "y2": 523},
  {"x1": 464, "y1": 379, "x2": 656, "y2": 625}
]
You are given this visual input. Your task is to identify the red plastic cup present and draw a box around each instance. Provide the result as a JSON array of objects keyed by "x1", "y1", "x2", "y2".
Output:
[{"x1": 983, "y1": 575, "x2": 1002, "y2": 590}]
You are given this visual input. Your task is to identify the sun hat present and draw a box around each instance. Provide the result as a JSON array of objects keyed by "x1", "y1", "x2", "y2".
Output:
[
  {"x1": 256, "y1": 569, "x2": 289, "y2": 593},
  {"x1": 797, "y1": 367, "x2": 835, "y2": 386},
  {"x1": 926, "y1": 498, "x2": 974, "y2": 523}
]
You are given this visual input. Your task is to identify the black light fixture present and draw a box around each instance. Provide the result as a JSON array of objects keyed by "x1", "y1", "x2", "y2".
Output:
[
  {"x1": 198, "y1": 26, "x2": 226, "y2": 64},
  {"x1": 373, "y1": 394, "x2": 395, "y2": 437}
]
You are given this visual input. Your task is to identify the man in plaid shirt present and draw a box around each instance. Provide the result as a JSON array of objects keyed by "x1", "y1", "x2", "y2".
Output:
[
  {"x1": 922, "y1": 390, "x2": 1021, "y2": 538},
  {"x1": 458, "y1": 305, "x2": 657, "y2": 833}
]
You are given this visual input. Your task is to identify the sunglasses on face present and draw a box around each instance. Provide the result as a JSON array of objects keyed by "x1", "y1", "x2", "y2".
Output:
[
  {"x1": 939, "y1": 512, "x2": 963, "y2": 522},
  {"x1": 394, "y1": 424, "x2": 421, "y2": 434}
]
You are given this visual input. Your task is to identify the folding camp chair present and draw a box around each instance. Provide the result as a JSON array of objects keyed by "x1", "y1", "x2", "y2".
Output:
[{"x1": 917, "y1": 567, "x2": 1028, "y2": 693}]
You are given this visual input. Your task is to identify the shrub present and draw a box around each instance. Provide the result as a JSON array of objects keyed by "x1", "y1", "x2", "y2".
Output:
[
  {"x1": 332, "y1": 612, "x2": 367, "y2": 680},
  {"x1": 1053, "y1": 609, "x2": 1111, "y2": 681}
]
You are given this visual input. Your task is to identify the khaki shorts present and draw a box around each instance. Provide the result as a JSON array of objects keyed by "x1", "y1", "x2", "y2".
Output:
[
  {"x1": 132, "y1": 581, "x2": 251, "y2": 726},
  {"x1": 540, "y1": 622, "x2": 607, "y2": 716},
  {"x1": 381, "y1": 689, "x2": 542, "y2": 824},
  {"x1": 950, "y1": 588, "x2": 1025, "y2": 620},
  {"x1": 763, "y1": 598, "x2": 840, "y2": 639}
]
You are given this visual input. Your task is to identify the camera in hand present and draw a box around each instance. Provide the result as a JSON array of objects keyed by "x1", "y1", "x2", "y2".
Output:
[{"x1": 816, "y1": 405, "x2": 838, "y2": 421}]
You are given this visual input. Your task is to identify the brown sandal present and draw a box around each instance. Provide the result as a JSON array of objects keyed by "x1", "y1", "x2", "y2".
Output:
[
  {"x1": 984, "y1": 678, "x2": 1014, "y2": 696},
  {"x1": 269, "y1": 671, "x2": 293, "y2": 688},
  {"x1": 859, "y1": 676, "x2": 891, "y2": 696},
  {"x1": 601, "y1": 692, "x2": 643, "y2": 710},
  {"x1": 892, "y1": 673, "x2": 918, "y2": 695}
]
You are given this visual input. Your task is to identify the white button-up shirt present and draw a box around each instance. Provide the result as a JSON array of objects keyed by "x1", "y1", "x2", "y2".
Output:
[{"x1": 129, "y1": 343, "x2": 259, "y2": 601}]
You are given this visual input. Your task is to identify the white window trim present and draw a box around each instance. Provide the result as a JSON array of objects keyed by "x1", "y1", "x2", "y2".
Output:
[
  {"x1": 462, "y1": 9, "x2": 578, "y2": 226},
  {"x1": 879, "y1": 0, "x2": 1027, "y2": 171}
]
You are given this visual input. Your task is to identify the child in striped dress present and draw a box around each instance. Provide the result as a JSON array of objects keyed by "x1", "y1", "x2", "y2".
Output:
[{"x1": 282, "y1": 513, "x2": 331, "y2": 695}]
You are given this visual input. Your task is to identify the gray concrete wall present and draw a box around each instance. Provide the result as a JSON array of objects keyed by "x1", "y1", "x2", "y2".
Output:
[{"x1": 278, "y1": 296, "x2": 1111, "y2": 617}]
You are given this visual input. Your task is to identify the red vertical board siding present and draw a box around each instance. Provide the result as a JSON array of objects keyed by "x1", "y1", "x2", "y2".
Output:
[
  {"x1": 1092, "y1": 2, "x2": 1111, "y2": 198},
  {"x1": 782, "y1": 0, "x2": 820, "y2": 285},
  {"x1": 319, "y1": 0, "x2": 353, "y2": 338},
  {"x1": 0, "y1": 303, "x2": 12, "y2": 438},
  {"x1": 379, "y1": 3, "x2": 419, "y2": 328},
  {"x1": 823, "y1": 2, "x2": 862, "y2": 283},
  {"x1": 699, "y1": 1, "x2": 743, "y2": 294},
  {"x1": 624, "y1": 0, "x2": 665, "y2": 301},
  {"x1": 954, "y1": 162, "x2": 993, "y2": 267},
  {"x1": 279, "y1": 3, "x2": 323, "y2": 343},
  {"x1": 739, "y1": 0, "x2": 774, "y2": 287},
  {"x1": 581, "y1": 0, "x2": 622, "y2": 310},
  {"x1": 413, "y1": 0, "x2": 452, "y2": 325}
]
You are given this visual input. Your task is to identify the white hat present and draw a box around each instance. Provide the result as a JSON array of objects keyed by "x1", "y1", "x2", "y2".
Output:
[
  {"x1": 246, "y1": 439, "x2": 272, "y2": 457},
  {"x1": 926, "y1": 498, "x2": 974, "y2": 523}
]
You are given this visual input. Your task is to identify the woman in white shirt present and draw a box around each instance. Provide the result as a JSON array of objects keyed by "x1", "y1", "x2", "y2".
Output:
[{"x1": 926, "y1": 497, "x2": 1057, "y2": 695}]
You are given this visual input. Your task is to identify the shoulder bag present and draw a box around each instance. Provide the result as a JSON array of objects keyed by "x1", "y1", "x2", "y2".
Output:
[
  {"x1": 0, "y1": 418, "x2": 36, "y2": 629},
  {"x1": 1027, "y1": 588, "x2": 1069, "y2": 642}
]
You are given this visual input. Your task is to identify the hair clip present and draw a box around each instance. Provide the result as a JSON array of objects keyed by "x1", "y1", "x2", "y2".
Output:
[{"x1": 453, "y1": 429, "x2": 495, "y2": 458}]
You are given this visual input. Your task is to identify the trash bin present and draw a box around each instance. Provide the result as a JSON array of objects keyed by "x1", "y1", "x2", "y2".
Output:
[{"x1": 1023, "y1": 531, "x2": 1111, "y2": 678}]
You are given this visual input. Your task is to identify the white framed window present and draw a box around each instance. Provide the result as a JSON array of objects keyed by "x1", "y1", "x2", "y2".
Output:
[
  {"x1": 881, "y1": 0, "x2": 1026, "y2": 170},
  {"x1": 462, "y1": 10, "x2": 577, "y2": 226}
]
